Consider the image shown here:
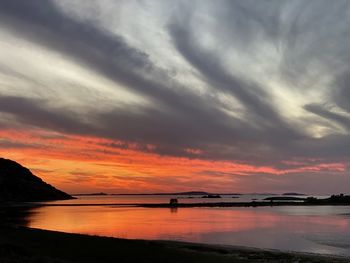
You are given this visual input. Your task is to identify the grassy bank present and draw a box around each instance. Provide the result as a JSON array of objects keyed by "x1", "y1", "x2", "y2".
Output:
[{"x1": 0, "y1": 226, "x2": 349, "y2": 263}]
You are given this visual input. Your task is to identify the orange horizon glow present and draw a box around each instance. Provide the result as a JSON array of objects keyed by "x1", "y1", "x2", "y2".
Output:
[
  {"x1": 0, "y1": 128, "x2": 346, "y2": 194},
  {"x1": 3, "y1": 0, "x2": 350, "y2": 198}
]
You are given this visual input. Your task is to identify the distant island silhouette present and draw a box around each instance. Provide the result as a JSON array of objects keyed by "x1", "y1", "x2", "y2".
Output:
[
  {"x1": 72, "y1": 192, "x2": 108, "y2": 196},
  {"x1": 2, "y1": 157, "x2": 349, "y2": 208},
  {"x1": 0, "y1": 158, "x2": 73, "y2": 201},
  {"x1": 110, "y1": 191, "x2": 218, "y2": 195},
  {"x1": 282, "y1": 192, "x2": 306, "y2": 196},
  {"x1": 75, "y1": 191, "x2": 243, "y2": 196}
]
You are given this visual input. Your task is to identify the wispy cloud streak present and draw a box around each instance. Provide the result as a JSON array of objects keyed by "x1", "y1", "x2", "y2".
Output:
[{"x1": 0, "y1": 0, "x2": 350, "y2": 193}]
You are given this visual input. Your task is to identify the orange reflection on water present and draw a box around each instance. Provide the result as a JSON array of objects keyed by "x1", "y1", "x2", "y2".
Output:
[
  {"x1": 28, "y1": 207, "x2": 271, "y2": 240},
  {"x1": 27, "y1": 206, "x2": 349, "y2": 242}
]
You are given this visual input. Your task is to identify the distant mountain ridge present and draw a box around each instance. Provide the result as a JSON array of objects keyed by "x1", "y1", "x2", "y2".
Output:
[
  {"x1": 0, "y1": 158, "x2": 73, "y2": 201},
  {"x1": 109, "y1": 191, "x2": 212, "y2": 196},
  {"x1": 108, "y1": 191, "x2": 242, "y2": 196}
]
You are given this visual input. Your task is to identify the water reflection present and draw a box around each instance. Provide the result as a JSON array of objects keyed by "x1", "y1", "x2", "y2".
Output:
[
  {"x1": 42, "y1": 194, "x2": 313, "y2": 205},
  {"x1": 0, "y1": 205, "x2": 37, "y2": 226},
  {"x1": 170, "y1": 207, "x2": 178, "y2": 213},
  {"x1": 22, "y1": 205, "x2": 350, "y2": 256}
]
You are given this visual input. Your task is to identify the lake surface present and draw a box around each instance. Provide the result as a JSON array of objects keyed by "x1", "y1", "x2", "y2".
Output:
[{"x1": 23, "y1": 195, "x2": 350, "y2": 257}]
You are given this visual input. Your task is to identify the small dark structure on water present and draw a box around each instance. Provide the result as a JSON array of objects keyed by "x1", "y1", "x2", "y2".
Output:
[{"x1": 169, "y1": 198, "x2": 178, "y2": 206}]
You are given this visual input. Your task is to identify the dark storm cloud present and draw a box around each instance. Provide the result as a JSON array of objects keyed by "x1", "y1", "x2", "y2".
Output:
[
  {"x1": 0, "y1": 0, "x2": 254, "y2": 149},
  {"x1": 0, "y1": 94, "x2": 251, "y2": 160},
  {"x1": 1, "y1": 0, "x2": 350, "y2": 171},
  {"x1": 304, "y1": 104, "x2": 350, "y2": 131},
  {"x1": 0, "y1": 96, "x2": 93, "y2": 134}
]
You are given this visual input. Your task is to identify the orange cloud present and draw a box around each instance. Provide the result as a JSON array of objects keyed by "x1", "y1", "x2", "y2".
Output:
[{"x1": 0, "y1": 128, "x2": 346, "y2": 194}]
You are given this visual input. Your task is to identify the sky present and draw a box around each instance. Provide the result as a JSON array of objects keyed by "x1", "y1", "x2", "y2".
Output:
[{"x1": 0, "y1": 0, "x2": 350, "y2": 194}]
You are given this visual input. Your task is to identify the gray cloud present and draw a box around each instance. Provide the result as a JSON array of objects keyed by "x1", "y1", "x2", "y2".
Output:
[
  {"x1": 0, "y1": 96, "x2": 93, "y2": 134},
  {"x1": 304, "y1": 103, "x2": 350, "y2": 131},
  {"x1": 1, "y1": 0, "x2": 350, "y2": 181},
  {"x1": 0, "y1": 139, "x2": 39, "y2": 149}
]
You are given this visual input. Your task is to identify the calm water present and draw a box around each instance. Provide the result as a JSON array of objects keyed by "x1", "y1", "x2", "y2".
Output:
[
  {"x1": 39, "y1": 194, "x2": 275, "y2": 204},
  {"x1": 24, "y1": 195, "x2": 350, "y2": 257}
]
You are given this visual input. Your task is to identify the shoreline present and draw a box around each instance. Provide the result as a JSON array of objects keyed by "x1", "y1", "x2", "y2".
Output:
[
  {"x1": 0, "y1": 226, "x2": 349, "y2": 263},
  {"x1": 3, "y1": 200, "x2": 350, "y2": 208}
]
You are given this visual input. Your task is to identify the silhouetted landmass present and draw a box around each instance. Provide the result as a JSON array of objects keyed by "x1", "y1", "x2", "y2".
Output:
[
  {"x1": 247, "y1": 193, "x2": 278, "y2": 196},
  {"x1": 111, "y1": 191, "x2": 211, "y2": 195},
  {"x1": 0, "y1": 226, "x2": 348, "y2": 263},
  {"x1": 138, "y1": 194, "x2": 350, "y2": 208},
  {"x1": 73, "y1": 192, "x2": 108, "y2": 196},
  {"x1": 177, "y1": 191, "x2": 209, "y2": 195},
  {"x1": 264, "y1": 197, "x2": 306, "y2": 201},
  {"x1": 305, "y1": 194, "x2": 350, "y2": 204},
  {"x1": 283, "y1": 193, "x2": 306, "y2": 196},
  {"x1": 0, "y1": 158, "x2": 73, "y2": 202},
  {"x1": 2, "y1": 194, "x2": 348, "y2": 209},
  {"x1": 110, "y1": 192, "x2": 243, "y2": 195}
]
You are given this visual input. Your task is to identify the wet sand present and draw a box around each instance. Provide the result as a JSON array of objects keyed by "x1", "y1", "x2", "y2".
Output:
[{"x1": 0, "y1": 226, "x2": 349, "y2": 263}]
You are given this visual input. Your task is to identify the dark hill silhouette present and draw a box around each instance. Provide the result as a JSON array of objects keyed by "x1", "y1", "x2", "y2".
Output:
[{"x1": 0, "y1": 158, "x2": 73, "y2": 201}]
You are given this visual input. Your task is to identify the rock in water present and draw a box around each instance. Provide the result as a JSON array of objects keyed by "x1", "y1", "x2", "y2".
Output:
[{"x1": 0, "y1": 158, "x2": 74, "y2": 201}]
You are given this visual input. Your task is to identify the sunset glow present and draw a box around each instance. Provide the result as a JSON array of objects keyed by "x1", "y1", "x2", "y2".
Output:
[
  {"x1": 0, "y1": 128, "x2": 347, "y2": 194},
  {"x1": 1, "y1": 0, "x2": 350, "y2": 194}
]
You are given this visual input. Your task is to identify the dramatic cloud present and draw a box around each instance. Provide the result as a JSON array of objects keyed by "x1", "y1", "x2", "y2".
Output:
[{"x1": 0, "y1": 0, "x2": 350, "y2": 193}]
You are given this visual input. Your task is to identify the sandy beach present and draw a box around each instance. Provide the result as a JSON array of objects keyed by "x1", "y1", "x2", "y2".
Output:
[{"x1": 0, "y1": 226, "x2": 349, "y2": 263}]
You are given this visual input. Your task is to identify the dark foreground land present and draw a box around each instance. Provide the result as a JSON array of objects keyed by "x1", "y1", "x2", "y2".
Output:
[{"x1": 0, "y1": 226, "x2": 349, "y2": 263}]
